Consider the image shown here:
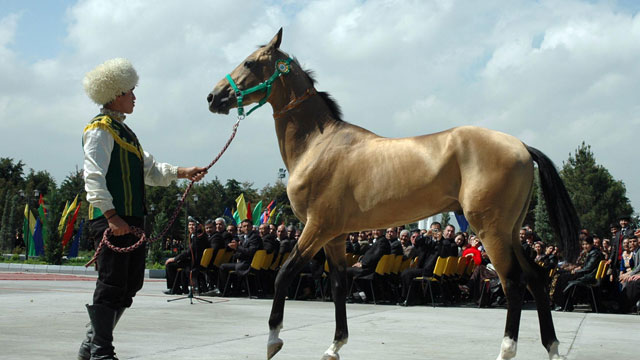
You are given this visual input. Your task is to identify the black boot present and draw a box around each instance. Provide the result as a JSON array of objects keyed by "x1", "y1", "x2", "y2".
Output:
[
  {"x1": 86, "y1": 304, "x2": 119, "y2": 360},
  {"x1": 78, "y1": 307, "x2": 125, "y2": 360}
]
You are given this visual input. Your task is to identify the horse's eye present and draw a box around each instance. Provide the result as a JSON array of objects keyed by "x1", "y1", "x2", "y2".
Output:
[{"x1": 244, "y1": 61, "x2": 255, "y2": 68}]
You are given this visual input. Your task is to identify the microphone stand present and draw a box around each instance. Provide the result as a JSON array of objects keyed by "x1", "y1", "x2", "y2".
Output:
[{"x1": 168, "y1": 231, "x2": 212, "y2": 304}]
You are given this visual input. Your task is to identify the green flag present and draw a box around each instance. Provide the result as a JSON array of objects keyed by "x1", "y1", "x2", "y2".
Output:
[
  {"x1": 252, "y1": 200, "x2": 263, "y2": 226},
  {"x1": 22, "y1": 204, "x2": 36, "y2": 257}
]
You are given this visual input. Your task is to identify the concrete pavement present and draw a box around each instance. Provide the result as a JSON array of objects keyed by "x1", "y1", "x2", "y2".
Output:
[{"x1": 0, "y1": 272, "x2": 637, "y2": 360}]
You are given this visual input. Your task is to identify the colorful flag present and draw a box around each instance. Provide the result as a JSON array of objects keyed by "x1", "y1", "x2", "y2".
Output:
[
  {"x1": 38, "y1": 193, "x2": 47, "y2": 214},
  {"x1": 37, "y1": 199, "x2": 48, "y2": 248},
  {"x1": 68, "y1": 219, "x2": 84, "y2": 258},
  {"x1": 246, "y1": 201, "x2": 252, "y2": 221},
  {"x1": 62, "y1": 202, "x2": 81, "y2": 247},
  {"x1": 274, "y1": 210, "x2": 282, "y2": 225},
  {"x1": 267, "y1": 206, "x2": 278, "y2": 224},
  {"x1": 235, "y1": 194, "x2": 247, "y2": 221},
  {"x1": 22, "y1": 204, "x2": 37, "y2": 257},
  {"x1": 232, "y1": 209, "x2": 240, "y2": 227},
  {"x1": 58, "y1": 194, "x2": 79, "y2": 235},
  {"x1": 454, "y1": 213, "x2": 469, "y2": 232},
  {"x1": 252, "y1": 200, "x2": 263, "y2": 226},
  {"x1": 32, "y1": 218, "x2": 45, "y2": 256},
  {"x1": 260, "y1": 210, "x2": 268, "y2": 225},
  {"x1": 223, "y1": 207, "x2": 235, "y2": 226}
]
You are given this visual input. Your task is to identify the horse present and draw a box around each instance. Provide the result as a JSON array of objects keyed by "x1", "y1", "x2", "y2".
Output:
[{"x1": 207, "y1": 28, "x2": 580, "y2": 360}]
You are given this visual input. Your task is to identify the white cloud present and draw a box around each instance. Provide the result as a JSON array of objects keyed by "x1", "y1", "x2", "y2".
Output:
[{"x1": 0, "y1": 0, "x2": 639, "y2": 214}]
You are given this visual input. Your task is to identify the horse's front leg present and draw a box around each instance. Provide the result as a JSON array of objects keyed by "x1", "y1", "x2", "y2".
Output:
[
  {"x1": 320, "y1": 236, "x2": 349, "y2": 360},
  {"x1": 267, "y1": 224, "x2": 328, "y2": 359}
]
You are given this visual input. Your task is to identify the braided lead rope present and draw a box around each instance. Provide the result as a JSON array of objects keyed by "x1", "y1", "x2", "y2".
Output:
[{"x1": 85, "y1": 118, "x2": 242, "y2": 267}]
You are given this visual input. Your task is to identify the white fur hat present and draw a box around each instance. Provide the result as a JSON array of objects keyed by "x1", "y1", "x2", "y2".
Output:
[{"x1": 83, "y1": 58, "x2": 138, "y2": 105}]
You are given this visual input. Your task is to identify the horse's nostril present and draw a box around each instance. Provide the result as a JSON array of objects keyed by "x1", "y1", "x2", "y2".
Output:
[{"x1": 207, "y1": 93, "x2": 213, "y2": 103}]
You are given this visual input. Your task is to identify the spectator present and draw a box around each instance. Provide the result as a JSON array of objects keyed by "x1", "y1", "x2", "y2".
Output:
[
  {"x1": 357, "y1": 231, "x2": 370, "y2": 255},
  {"x1": 227, "y1": 224, "x2": 239, "y2": 242},
  {"x1": 347, "y1": 228, "x2": 391, "y2": 302},
  {"x1": 552, "y1": 236, "x2": 603, "y2": 311},
  {"x1": 278, "y1": 224, "x2": 295, "y2": 255},
  {"x1": 534, "y1": 241, "x2": 546, "y2": 263},
  {"x1": 260, "y1": 223, "x2": 280, "y2": 258},
  {"x1": 602, "y1": 238, "x2": 612, "y2": 260},
  {"x1": 386, "y1": 227, "x2": 403, "y2": 256},
  {"x1": 164, "y1": 220, "x2": 210, "y2": 295},
  {"x1": 454, "y1": 232, "x2": 467, "y2": 256},
  {"x1": 218, "y1": 219, "x2": 264, "y2": 295},
  {"x1": 399, "y1": 230, "x2": 415, "y2": 259},
  {"x1": 462, "y1": 236, "x2": 482, "y2": 266},
  {"x1": 346, "y1": 233, "x2": 360, "y2": 254},
  {"x1": 620, "y1": 238, "x2": 634, "y2": 274},
  {"x1": 440, "y1": 224, "x2": 459, "y2": 257}
]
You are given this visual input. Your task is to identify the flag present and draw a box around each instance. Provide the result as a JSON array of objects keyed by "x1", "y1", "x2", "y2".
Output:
[
  {"x1": 57, "y1": 201, "x2": 70, "y2": 235},
  {"x1": 232, "y1": 209, "x2": 240, "y2": 227},
  {"x1": 454, "y1": 213, "x2": 469, "y2": 232},
  {"x1": 38, "y1": 193, "x2": 47, "y2": 214},
  {"x1": 235, "y1": 194, "x2": 247, "y2": 221},
  {"x1": 260, "y1": 210, "x2": 268, "y2": 225},
  {"x1": 68, "y1": 219, "x2": 83, "y2": 258},
  {"x1": 252, "y1": 200, "x2": 263, "y2": 226},
  {"x1": 62, "y1": 202, "x2": 81, "y2": 247},
  {"x1": 37, "y1": 200, "x2": 48, "y2": 249},
  {"x1": 58, "y1": 194, "x2": 79, "y2": 235},
  {"x1": 274, "y1": 210, "x2": 282, "y2": 225},
  {"x1": 267, "y1": 206, "x2": 277, "y2": 224},
  {"x1": 223, "y1": 207, "x2": 236, "y2": 226},
  {"x1": 246, "y1": 201, "x2": 252, "y2": 221},
  {"x1": 33, "y1": 218, "x2": 45, "y2": 256},
  {"x1": 22, "y1": 204, "x2": 37, "y2": 257}
]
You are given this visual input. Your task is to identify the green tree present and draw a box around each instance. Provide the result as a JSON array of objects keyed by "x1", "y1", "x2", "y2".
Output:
[
  {"x1": 148, "y1": 211, "x2": 169, "y2": 265},
  {"x1": 440, "y1": 212, "x2": 451, "y2": 227},
  {"x1": 560, "y1": 142, "x2": 633, "y2": 237},
  {"x1": 534, "y1": 175, "x2": 555, "y2": 244},
  {"x1": 0, "y1": 192, "x2": 11, "y2": 250},
  {"x1": 0, "y1": 158, "x2": 25, "y2": 187},
  {"x1": 43, "y1": 185, "x2": 65, "y2": 264}
]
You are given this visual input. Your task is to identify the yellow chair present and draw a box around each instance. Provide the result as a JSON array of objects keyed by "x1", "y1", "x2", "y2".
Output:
[
  {"x1": 349, "y1": 254, "x2": 393, "y2": 304},
  {"x1": 563, "y1": 260, "x2": 608, "y2": 313},
  {"x1": 222, "y1": 249, "x2": 266, "y2": 298}
]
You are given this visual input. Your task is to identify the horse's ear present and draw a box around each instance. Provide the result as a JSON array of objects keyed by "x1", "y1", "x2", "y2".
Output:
[{"x1": 267, "y1": 28, "x2": 283, "y2": 50}]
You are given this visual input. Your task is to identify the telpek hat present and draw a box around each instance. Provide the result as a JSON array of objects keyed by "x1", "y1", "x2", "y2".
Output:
[{"x1": 83, "y1": 58, "x2": 138, "y2": 105}]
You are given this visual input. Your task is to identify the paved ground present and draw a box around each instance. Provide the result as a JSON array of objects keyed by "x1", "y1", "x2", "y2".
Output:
[{"x1": 0, "y1": 272, "x2": 638, "y2": 360}]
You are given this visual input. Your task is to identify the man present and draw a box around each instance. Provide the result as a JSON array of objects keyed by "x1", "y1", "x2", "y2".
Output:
[
  {"x1": 610, "y1": 216, "x2": 635, "y2": 273},
  {"x1": 400, "y1": 229, "x2": 414, "y2": 259},
  {"x1": 79, "y1": 58, "x2": 206, "y2": 360},
  {"x1": 520, "y1": 229, "x2": 536, "y2": 261},
  {"x1": 260, "y1": 223, "x2": 280, "y2": 257},
  {"x1": 386, "y1": 227, "x2": 403, "y2": 256},
  {"x1": 227, "y1": 224, "x2": 239, "y2": 243},
  {"x1": 553, "y1": 236, "x2": 603, "y2": 311},
  {"x1": 347, "y1": 228, "x2": 391, "y2": 301},
  {"x1": 277, "y1": 224, "x2": 295, "y2": 255},
  {"x1": 440, "y1": 224, "x2": 459, "y2": 258},
  {"x1": 164, "y1": 219, "x2": 210, "y2": 295},
  {"x1": 219, "y1": 219, "x2": 263, "y2": 294}
]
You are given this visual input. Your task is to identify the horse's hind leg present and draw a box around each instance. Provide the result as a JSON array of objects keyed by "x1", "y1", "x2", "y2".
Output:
[
  {"x1": 267, "y1": 223, "x2": 329, "y2": 359},
  {"x1": 525, "y1": 265, "x2": 564, "y2": 359},
  {"x1": 321, "y1": 236, "x2": 349, "y2": 360}
]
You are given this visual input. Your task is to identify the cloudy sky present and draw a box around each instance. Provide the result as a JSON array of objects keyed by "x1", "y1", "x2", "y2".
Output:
[{"x1": 0, "y1": 0, "x2": 638, "y2": 213}]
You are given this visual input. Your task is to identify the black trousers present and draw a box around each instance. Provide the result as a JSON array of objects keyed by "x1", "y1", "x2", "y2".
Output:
[
  {"x1": 89, "y1": 216, "x2": 145, "y2": 310},
  {"x1": 165, "y1": 260, "x2": 190, "y2": 291}
]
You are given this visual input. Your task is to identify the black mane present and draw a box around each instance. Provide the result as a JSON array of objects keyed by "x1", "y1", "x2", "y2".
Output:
[{"x1": 296, "y1": 59, "x2": 343, "y2": 122}]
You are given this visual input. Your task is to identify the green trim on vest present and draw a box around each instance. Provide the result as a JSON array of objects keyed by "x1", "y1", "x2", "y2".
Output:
[{"x1": 84, "y1": 115, "x2": 146, "y2": 218}]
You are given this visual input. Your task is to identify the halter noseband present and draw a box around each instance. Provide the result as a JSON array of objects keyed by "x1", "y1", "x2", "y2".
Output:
[{"x1": 225, "y1": 57, "x2": 294, "y2": 119}]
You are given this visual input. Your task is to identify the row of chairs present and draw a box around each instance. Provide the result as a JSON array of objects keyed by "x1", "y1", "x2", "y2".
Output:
[{"x1": 408, "y1": 256, "x2": 475, "y2": 307}]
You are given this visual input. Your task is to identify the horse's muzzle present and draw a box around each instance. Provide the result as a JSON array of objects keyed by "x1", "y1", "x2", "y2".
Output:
[{"x1": 207, "y1": 91, "x2": 231, "y2": 114}]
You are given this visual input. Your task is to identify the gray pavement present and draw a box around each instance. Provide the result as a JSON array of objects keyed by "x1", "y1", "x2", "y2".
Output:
[{"x1": 0, "y1": 271, "x2": 638, "y2": 360}]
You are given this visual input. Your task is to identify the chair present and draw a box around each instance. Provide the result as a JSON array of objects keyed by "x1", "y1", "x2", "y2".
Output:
[
  {"x1": 294, "y1": 257, "x2": 325, "y2": 300},
  {"x1": 349, "y1": 254, "x2": 393, "y2": 304},
  {"x1": 406, "y1": 256, "x2": 447, "y2": 307},
  {"x1": 563, "y1": 260, "x2": 608, "y2": 313},
  {"x1": 195, "y1": 248, "x2": 214, "y2": 293},
  {"x1": 222, "y1": 249, "x2": 266, "y2": 298}
]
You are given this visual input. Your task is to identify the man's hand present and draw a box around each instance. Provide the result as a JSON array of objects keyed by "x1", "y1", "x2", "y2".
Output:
[
  {"x1": 178, "y1": 166, "x2": 207, "y2": 182},
  {"x1": 108, "y1": 214, "x2": 130, "y2": 236},
  {"x1": 228, "y1": 240, "x2": 238, "y2": 250},
  {"x1": 165, "y1": 257, "x2": 175, "y2": 266}
]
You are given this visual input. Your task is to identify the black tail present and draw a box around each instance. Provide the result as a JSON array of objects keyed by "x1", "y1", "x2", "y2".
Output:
[{"x1": 526, "y1": 145, "x2": 581, "y2": 261}]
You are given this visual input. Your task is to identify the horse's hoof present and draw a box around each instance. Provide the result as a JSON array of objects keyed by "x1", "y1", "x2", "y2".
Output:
[
  {"x1": 267, "y1": 339, "x2": 284, "y2": 359},
  {"x1": 321, "y1": 352, "x2": 339, "y2": 360},
  {"x1": 549, "y1": 355, "x2": 566, "y2": 360}
]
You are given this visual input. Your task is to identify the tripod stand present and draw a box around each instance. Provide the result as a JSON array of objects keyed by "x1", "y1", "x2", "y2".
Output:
[{"x1": 167, "y1": 231, "x2": 212, "y2": 304}]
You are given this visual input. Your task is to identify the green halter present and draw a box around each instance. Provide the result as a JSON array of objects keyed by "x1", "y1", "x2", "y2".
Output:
[{"x1": 225, "y1": 57, "x2": 294, "y2": 119}]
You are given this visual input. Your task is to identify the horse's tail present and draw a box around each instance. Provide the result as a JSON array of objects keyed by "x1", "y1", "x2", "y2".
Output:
[{"x1": 525, "y1": 145, "x2": 581, "y2": 262}]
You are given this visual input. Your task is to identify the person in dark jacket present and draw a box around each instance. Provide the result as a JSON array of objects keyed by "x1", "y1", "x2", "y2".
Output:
[
  {"x1": 387, "y1": 227, "x2": 403, "y2": 256},
  {"x1": 218, "y1": 219, "x2": 263, "y2": 294},
  {"x1": 164, "y1": 220, "x2": 211, "y2": 294},
  {"x1": 552, "y1": 236, "x2": 604, "y2": 311},
  {"x1": 347, "y1": 229, "x2": 391, "y2": 300},
  {"x1": 278, "y1": 224, "x2": 295, "y2": 255},
  {"x1": 260, "y1": 223, "x2": 280, "y2": 259}
]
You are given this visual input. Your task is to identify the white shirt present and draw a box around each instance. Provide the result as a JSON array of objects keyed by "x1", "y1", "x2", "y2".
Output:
[{"x1": 83, "y1": 117, "x2": 178, "y2": 214}]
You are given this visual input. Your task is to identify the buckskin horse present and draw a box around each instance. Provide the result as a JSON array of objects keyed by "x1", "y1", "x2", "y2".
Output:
[{"x1": 207, "y1": 28, "x2": 579, "y2": 360}]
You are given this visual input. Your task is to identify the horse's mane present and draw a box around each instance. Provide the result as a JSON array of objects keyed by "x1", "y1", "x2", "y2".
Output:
[{"x1": 296, "y1": 63, "x2": 343, "y2": 122}]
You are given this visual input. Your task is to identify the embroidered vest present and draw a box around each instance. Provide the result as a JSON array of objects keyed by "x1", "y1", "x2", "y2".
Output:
[{"x1": 84, "y1": 114, "x2": 146, "y2": 219}]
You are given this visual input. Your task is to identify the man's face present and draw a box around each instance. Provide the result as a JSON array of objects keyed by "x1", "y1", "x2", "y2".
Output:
[
  {"x1": 519, "y1": 229, "x2": 526, "y2": 241},
  {"x1": 455, "y1": 235, "x2": 465, "y2": 247},
  {"x1": 241, "y1": 222, "x2": 252, "y2": 234},
  {"x1": 534, "y1": 243, "x2": 542, "y2": 253},
  {"x1": 611, "y1": 227, "x2": 618, "y2": 234},
  {"x1": 443, "y1": 226, "x2": 454, "y2": 239},
  {"x1": 620, "y1": 219, "x2": 629, "y2": 228},
  {"x1": 188, "y1": 221, "x2": 196, "y2": 234},
  {"x1": 277, "y1": 225, "x2": 287, "y2": 239},
  {"x1": 431, "y1": 226, "x2": 442, "y2": 240},
  {"x1": 582, "y1": 241, "x2": 593, "y2": 252},
  {"x1": 108, "y1": 89, "x2": 136, "y2": 114},
  {"x1": 385, "y1": 228, "x2": 395, "y2": 240},
  {"x1": 399, "y1": 232, "x2": 409, "y2": 245},
  {"x1": 410, "y1": 232, "x2": 419, "y2": 245},
  {"x1": 269, "y1": 224, "x2": 277, "y2": 234},
  {"x1": 215, "y1": 221, "x2": 225, "y2": 232},
  {"x1": 630, "y1": 238, "x2": 638, "y2": 251},
  {"x1": 258, "y1": 224, "x2": 267, "y2": 237},
  {"x1": 205, "y1": 224, "x2": 215, "y2": 234}
]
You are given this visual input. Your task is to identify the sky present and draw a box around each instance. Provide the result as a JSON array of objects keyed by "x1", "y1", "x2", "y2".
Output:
[{"x1": 0, "y1": 0, "x2": 638, "y2": 215}]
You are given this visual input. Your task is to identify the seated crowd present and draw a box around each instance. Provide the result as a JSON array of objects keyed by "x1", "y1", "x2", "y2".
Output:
[{"x1": 161, "y1": 214, "x2": 640, "y2": 314}]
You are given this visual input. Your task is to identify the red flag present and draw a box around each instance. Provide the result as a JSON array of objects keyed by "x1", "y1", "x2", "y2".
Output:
[
  {"x1": 38, "y1": 193, "x2": 47, "y2": 215},
  {"x1": 62, "y1": 202, "x2": 81, "y2": 247},
  {"x1": 246, "y1": 201, "x2": 252, "y2": 221}
]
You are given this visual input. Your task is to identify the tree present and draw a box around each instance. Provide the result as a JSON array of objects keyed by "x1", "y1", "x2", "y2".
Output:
[
  {"x1": 534, "y1": 176, "x2": 555, "y2": 244},
  {"x1": 560, "y1": 142, "x2": 633, "y2": 237},
  {"x1": 0, "y1": 192, "x2": 11, "y2": 251},
  {"x1": 148, "y1": 211, "x2": 169, "y2": 265},
  {"x1": 43, "y1": 185, "x2": 65, "y2": 264},
  {"x1": 0, "y1": 158, "x2": 25, "y2": 187}
]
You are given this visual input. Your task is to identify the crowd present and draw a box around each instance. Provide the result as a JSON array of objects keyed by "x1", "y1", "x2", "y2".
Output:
[{"x1": 161, "y1": 214, "x2": 640, "y2": 314}]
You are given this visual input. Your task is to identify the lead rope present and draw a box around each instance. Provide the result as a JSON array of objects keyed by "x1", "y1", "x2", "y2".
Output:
[{"x1": 85, "y1": 118, "x2": 242, "y2": 267}]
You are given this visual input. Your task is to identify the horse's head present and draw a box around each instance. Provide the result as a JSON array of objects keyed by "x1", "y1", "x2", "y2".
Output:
[{"x1": 207, "y1": 28, "x2": 290, "y2": 116}]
